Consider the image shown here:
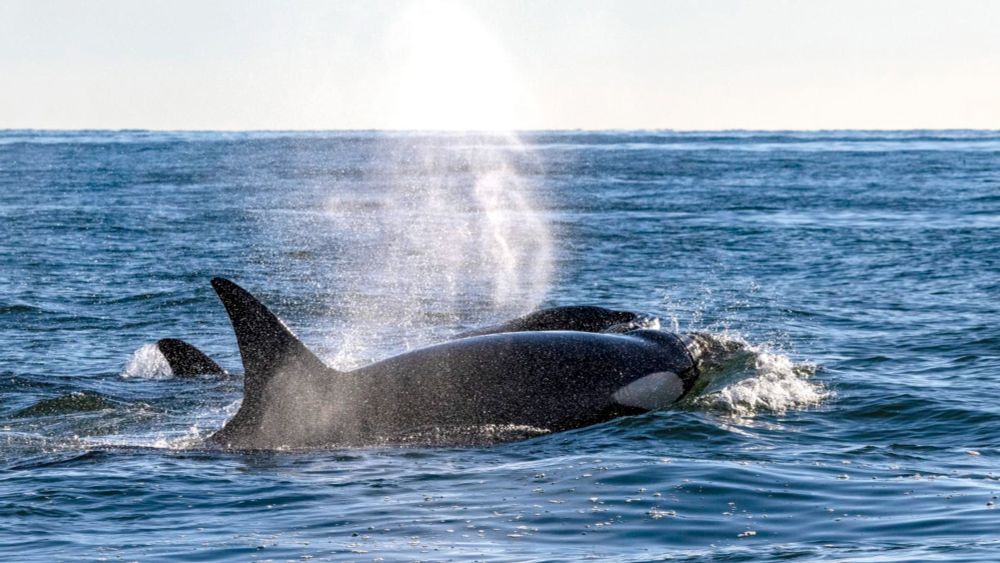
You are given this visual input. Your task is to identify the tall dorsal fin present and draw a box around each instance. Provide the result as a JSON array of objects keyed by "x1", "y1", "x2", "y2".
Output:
[
  {"x1": 210, "y1": 278, "x2": 333, "y2": 408},
  {"x1": 156, "y1": 338, "x2": 227, "y2": 376}
]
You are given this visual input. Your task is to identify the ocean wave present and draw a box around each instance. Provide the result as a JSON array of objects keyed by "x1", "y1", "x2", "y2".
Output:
[{"x1": 687, "y1": 332, "x2": 827, "y2": 417}]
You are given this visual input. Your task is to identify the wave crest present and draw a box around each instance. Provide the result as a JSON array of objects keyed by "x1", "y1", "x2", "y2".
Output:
[{"x1": 688, "y1": 333, "x2": 827, "y2": 417}]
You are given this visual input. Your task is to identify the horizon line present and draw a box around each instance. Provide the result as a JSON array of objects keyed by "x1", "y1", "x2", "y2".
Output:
[{"x1": 4, "y1": 127, "x2": 1000, "y2": 134}]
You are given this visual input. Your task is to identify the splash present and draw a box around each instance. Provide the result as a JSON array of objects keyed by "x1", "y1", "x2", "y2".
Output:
[
  {"x1": 325, "y1": 2, "x2": 551, "y2": 366},
  {"x1": 376, "y1": 424, "x2": 551, "y2": 447},
  {"x1": 77, "y1": 400, "x2": 240, "y2": 451},
  {"x1": 120, "y1": 343, "x2": 173, "y2": 379},
  {"x1": 687, "y1": 332, "x2": 827, "y2": 418}
]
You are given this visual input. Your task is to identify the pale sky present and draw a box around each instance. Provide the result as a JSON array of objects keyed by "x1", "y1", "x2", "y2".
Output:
[{"x1": 2, "y1": 0, "x2": 998, "y2": 130}]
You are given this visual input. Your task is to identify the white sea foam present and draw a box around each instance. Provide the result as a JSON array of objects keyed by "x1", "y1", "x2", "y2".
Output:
[
  {"x1": 79, "y1": 400, "x2": 241, "y2": 450},
  {"x1": 120, "y1": 343, "x2": 173, "y2": 379},
  {"x1": 689, "y1": 333, "x2": 827, "y2": 418}
]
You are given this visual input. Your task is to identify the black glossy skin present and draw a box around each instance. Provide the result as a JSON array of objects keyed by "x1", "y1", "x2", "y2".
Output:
[
  {"x1": 155, "y1": 307, "x2": 651, "y2": 378},
  {"x1": 205, "y1": 278, "x2": 699, "y2": 450},
  {"x1": 156, "y1": 338, "x2": 227, "y2": 376},
  {"x1": 456, "y1": 306, "x2": 652, "y2": 338}
]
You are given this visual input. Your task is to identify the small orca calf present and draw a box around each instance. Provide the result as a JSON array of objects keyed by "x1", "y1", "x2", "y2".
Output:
[{"x1": 164, "y1": 278, "x2": 704, "y2": 449}]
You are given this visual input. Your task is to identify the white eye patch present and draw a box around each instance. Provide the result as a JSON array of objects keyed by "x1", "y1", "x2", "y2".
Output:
[{"x1": 612, "y1": 371, "x2": 684, "y2": 410}]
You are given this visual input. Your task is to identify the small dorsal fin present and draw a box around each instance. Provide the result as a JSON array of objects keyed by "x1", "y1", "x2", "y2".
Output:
[
  {"x1": 156, "y1": 338, "x2": 227, "y2": 376},
  {"x1": 456, "y1": 306, "x2": 650, "y2": 338},
  {"x1": 210, "y1": 278, "x2": 333, "y2": 410}
]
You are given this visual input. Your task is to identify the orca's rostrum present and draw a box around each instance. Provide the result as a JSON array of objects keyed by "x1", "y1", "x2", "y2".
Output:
[{"x1": 171, "y1": 278, "x2": 704, "y2": 449}]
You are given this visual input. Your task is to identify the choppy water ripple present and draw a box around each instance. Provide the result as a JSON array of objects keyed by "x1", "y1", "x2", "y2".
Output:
[{"x1": 1, "y1": 130, "x2": 998, "y2": 560}]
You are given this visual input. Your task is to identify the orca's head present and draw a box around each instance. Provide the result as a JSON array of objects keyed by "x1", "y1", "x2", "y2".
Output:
[{"x1": 610, "y1": 330, "x2": 704, "y2": 411}]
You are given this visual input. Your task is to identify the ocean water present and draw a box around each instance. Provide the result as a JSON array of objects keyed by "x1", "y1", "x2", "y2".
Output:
[{"x1": 1, "y1": 130, "x2": 998, "y2": 561}]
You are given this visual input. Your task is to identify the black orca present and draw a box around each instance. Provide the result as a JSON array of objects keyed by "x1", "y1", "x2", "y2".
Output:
[
  {"x1": 455, "y1": 305, "x2": 660, "y2": 338},
  {"x1": 155, "y1": 338, "x2": 227, "y2": 377},
  {"x1": 202, "y1": 278, "x2": 703, "y2": 449},
  {"x1": 156, "y1": 305, "x2": 655, "y2": 376}
]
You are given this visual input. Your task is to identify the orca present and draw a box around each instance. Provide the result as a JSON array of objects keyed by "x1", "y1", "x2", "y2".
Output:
[
  {"x1": 198, "y1": 278, "x2": 703, "y2": 449},
  {"x1": 454, "y1": 305, "x2": 660, "y2": 338},
  {"x1": 156, "y1": 338, "x2": 227, "y2": 377},
  {"x1": 156, "y1": 305, "x2": 656, "y2": 376}
]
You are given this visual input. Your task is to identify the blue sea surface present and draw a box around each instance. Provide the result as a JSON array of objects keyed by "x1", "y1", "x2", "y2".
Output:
[{"x1": 1, "y1": 130, "x2": 999, "y2": 561}]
